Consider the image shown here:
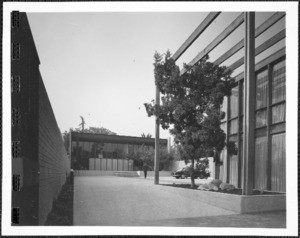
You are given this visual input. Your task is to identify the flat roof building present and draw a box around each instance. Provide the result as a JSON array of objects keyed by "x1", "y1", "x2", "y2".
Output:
[{"x1": 70, "y1": 132, "x2": 168, "y2": 171}]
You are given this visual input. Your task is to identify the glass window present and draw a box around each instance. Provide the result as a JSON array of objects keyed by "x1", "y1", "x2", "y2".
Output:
[
  {"x1": 77, "y1": 142, "x2": 90, "y2": 170},
  {"x1": 239, "y1": 139, "x2": 243, "y2": 188},
  {"x1": 256, "y1": 70, "x2": 268, "y2": 128},
  {"x1": 112, "y1": 143, "x2": 117, "y2": 150},
  {"x1": 112, "y1": 143, "x2": 118, "y2": 158},
  {"x1": 272, "y1": 60, "x2": 286, "y2": 104},
  {"x1": 254, "y1": 136, "x2": 268, "y2": 191},
  {"x1": 271, "y1": 60, "x2": 286, "y2": 124},
  {"x1": 128, "y1": 144, "x2": 134, "y2": 154},
  {"x1": 117, "y1": 144, "x2": 124, "y2": 158},
  {"x1": 71, "y1": 141, "x2": 77, "y2": 156},
  {"x1": 102, "y1": 143, "x2": 107, "y2": 158},
  {"x1": 90, "y1": 142, "x2": 96, "y2": 157},
  {"x1": 133, "y1": 145, "x2": 140, "y2": 153},
  {"x1": 221, "y1": 96, "x2": 228, "y2": 122},
  {"x1": 228, "y1": 158, "x2": 238, "y2": 185},
  {"x1": 256, "y1": 70, "x2": 268, "y2": 109},
  {"x1": 87, "y1": 142, "x2": 93, "y2": 158},
  {"x1": 228, "y1": 138, "x2": 238, "y2": 187},
  {"x1": 107, "y1": 143, "x2": 113, "y2": 152},
  {"x1": 103, "y1": 143, "x2": 108, "y2": 152},
  {"x1": 240, "y1": 80, "x2": 244, "y2": 115},
  {"x1": 229, "y1": 86, "x2": 238, "y2": 118},
  {"x1": 272, "y1": 103, "x2": 286, "y2": 124},
  {"x1": 229, "y1": 118, "x2": 238, "y2": 134},
  {"x1": 256, "y1": 109, "x2": 267, "y2": 127},
  {"x1": 271, "y1": 133, "x2": 286, "y2": 192},
  {"x1": 104, "y1": 143, "x2": 113, "y2": 158},
  {"x1": 220, "y1": 122, "x2": 226, "y2": 133}
]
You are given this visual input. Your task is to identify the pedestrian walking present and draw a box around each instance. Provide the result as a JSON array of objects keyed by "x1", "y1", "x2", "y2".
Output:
[{"x1": 142, "y1": 163, "x2": 149, "y2": 179}]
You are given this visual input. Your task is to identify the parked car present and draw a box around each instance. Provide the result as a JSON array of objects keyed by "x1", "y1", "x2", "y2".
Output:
[{"x1": 171, "y1": 166, "x2": 210, "y2": 179}]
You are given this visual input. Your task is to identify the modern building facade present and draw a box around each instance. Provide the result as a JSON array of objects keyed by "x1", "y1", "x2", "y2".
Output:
[
  {"x1": 166, "y1": 12, "x2": 286, "y2": 194},
  {"x1": 70, "y1": 131, "x2": 168, "y2": 171},
  {"x1": 217, "y1": 57, "x2": 286, "y2": 193}
]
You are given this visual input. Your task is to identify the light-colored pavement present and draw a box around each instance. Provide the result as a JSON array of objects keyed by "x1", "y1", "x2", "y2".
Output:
[
  {"x1": 73, "y1": 176, "x2": 236, "y2": 226},
  {"x1": 73, "y1": 176, "x2": 286, "y2": 227}
]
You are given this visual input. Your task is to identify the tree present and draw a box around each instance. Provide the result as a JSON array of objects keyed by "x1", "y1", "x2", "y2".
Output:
[
  {"x1": 144, "y1": 51, "x2": 234, "y2": 188},
  {"x1": 62, "y1": 125, "x2": 117, "y2": 152},
  {"x1": 88, "y1": 126, "x2": 117, "y2": 135},
  {"x1": 62, "y1": 131, "x2": 70, "y2": 154},
  {"x1": 126, "y1": 145, "x2": 175, "y2": 170},
  {"x1": 141, "y1": 133, "x2": 152, "y2": 138}
]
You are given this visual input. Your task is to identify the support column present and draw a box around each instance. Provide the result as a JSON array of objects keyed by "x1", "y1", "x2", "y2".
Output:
[
  {"x1": 69, "y1": 130, "x2": 72, "y2": 167},
  {"x1": 242, "y1": 12, "x2": 255, "y2": 195},
  {"x1": 226, "y1": 97, "x2": 230, "y2": 184},
  {"x1": 237, "y1": 81, "x2": 242, "y2": 188},
  {"x1": 76, "y1": 138, "x2": 79, "y2": 167},
  {"x1": 125, "y1": 144, "x2": 129, "y2": 171},
  {"x1": 154, "y1": 85, "x2": 160, "y2": 184},
  {"x1": 267, "y1": 64, "x2": 272, "y2": 190}
]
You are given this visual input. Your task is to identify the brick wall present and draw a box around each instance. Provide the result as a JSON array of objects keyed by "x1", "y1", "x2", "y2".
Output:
[
  {"x1": 38, "y1": 72, "x2": 70, "y2": 225},
  {"x1": 11, "y1": 11, "x2": 40, "y2": 225},
  {"x1": 11, "y1": 12, "x2": 70, "y2": 225}
]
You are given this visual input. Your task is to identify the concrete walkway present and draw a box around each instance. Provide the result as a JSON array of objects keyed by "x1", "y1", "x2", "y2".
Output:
[{"x1": 73, "y1": 176, "x2": 286, "y2": 227}]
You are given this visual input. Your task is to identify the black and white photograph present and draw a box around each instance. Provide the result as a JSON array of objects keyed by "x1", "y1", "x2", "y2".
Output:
[{"x1": 2, "y1": 1, "x2": 298, "y2": 236}]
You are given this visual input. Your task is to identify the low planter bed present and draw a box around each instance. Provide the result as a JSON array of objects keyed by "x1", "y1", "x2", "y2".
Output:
[
  {"x1": 161, "y1": 183, "x2": 286, "y2": 214},
  {"x1": 45, "y1": 175, "x2": 74, "y2": 225},
  {"x1": 162, "y1": 183, "x2": 280, "y2": 195},
  {"x1": 115, "y1": 171, "x2": 139, "y2": 177}
]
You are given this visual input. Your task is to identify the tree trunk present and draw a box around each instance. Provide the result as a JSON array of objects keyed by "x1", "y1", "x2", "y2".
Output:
[{"x1": 190, "y1": 159, "x2": 195, "y2": 188}]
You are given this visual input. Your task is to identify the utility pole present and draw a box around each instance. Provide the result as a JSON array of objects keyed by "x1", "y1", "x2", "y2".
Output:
[
  {"x1": 79, "y1": 116, "x2": 86, "y2": 131},
  {"x1": 154, "y1": 85, "x2": 160, "y2": 184}
]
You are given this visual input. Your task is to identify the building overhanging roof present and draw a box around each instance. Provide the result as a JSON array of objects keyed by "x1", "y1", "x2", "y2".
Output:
[{"x1": 71, "y1": 132, "x2": 168, "y2": 146}]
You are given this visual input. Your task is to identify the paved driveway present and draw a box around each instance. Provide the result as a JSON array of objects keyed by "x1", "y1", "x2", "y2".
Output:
[
  {"x1": 73, "y1": 176, "x2": 286, "y2": 227},
  {"x1": 73, "y1": 176, "x2": 236, "y2": 226}
]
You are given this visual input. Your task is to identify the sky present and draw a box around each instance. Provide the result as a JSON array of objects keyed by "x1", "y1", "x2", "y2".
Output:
[{"x1": 27, "y1": 12, "x2": 285, "y2": 140}]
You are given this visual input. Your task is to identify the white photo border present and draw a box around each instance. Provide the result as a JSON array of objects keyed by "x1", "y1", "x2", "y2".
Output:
[{"x1": 2, "y1": 1, "x2": 298, "y2": 236}]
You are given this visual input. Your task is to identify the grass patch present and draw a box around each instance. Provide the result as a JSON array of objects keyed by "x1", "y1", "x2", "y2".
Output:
[
  {"x1": 161, "y1": 183, "x2": 281, "y2": 195},
  {"x1": 45, "y1": 175, "x2": 74, "y2": 225}
]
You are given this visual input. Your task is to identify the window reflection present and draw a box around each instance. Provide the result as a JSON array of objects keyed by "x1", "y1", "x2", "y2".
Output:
[
  {"x1": 272, "y1": 60, "x2": 285, "y2": 104},
  {"x1": 229, "y1": 86, "x2": 238, "y2": 118},
  {"x1": 256, "y1": 70, "x2": 268, "y2": 109},
  {"x1": 271, "y1": 60, "x2": 286, "y2": 124},
  {"x1": 272, "y1": 103, "x2": 285, "y2": 124},
  {"x1": 256, "y1": 109, "x2": 267, "y2": 127},
  {"x1": 229, "y1": 119, "x2": 238, "y2": 134}
]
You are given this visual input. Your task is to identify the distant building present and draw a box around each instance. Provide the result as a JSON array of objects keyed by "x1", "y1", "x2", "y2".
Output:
[{"x1": 70, "y1": 132, "x2": 168, "y2": 171}]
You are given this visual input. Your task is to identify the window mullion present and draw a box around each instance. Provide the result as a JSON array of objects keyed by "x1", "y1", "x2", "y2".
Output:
[
  {"x1": 237, "y1": 80, "x2": 242, "y2": 188},
  {"x1": 267, "y1": 63, "x2": 272, "y2": 190},
  {"x1": 226, "y1": 95, "x2": 230, "y2": 183}
]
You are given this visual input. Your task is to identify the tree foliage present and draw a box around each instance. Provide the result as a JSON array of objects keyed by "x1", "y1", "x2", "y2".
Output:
[
  {"x1": 87, "y1": 126, "x2": 117, "y2": 135},
  {"x1": 141, "y1": 132, "x2": 152, "y2": 138},
  {"x1": 62, "y1": 125, "x2": 117, "y2": 152},
  {"x1": 144, "y1": 51, "x2": 235, "y2": 187},
  {"x1": 126, "y1": 145, "x2": 175, "y2": 170}
]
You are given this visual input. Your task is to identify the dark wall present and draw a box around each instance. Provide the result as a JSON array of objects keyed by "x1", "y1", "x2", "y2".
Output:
[
  {"x1": 11, "y1": 12, "x2": 70, "y2": 225},
  {"x1": 11, "y1": 11, "x2": 40, "y2": 225},
  {"x1": 38, "y1": 72, "x2": 70, "y2": 225}
]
